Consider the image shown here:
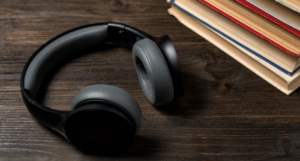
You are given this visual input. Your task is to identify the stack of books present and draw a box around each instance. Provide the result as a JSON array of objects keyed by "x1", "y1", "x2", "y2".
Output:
[{"x1": 168, "y1": 0, "x2": 300, "y2": 95}]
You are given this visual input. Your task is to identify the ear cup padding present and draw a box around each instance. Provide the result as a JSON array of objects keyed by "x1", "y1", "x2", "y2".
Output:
[
  {"x1": 132, "y1": 39, "x2": 174, "y2": 106},
  {"x1": 70, "y1": 84, "x2": 142, "y2": 134}
]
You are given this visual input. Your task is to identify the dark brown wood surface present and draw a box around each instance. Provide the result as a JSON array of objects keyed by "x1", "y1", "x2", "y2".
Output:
[{"x1": 1, "y1": 0, "x2": 300, "y2": 160}]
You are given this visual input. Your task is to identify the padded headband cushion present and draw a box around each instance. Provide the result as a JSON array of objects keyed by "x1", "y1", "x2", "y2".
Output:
[
  {"x1": 24, "y1": 25, "x2": 108, "y2": 98},
  {"x1": 70, "y1": 84, "x2": 142, "y2": 134},
  {"x1": 132, "y1": 39, "x2": 174, "y2": 106}
]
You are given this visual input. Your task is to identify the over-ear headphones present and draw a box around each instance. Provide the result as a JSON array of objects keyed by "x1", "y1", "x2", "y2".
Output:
[{"x1": 20, "y1": 22, "x2": 184, "y2": 155}]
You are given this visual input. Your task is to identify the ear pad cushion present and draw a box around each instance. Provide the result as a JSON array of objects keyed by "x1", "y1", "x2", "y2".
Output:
[
  {"x1": 70, "y1": 84, "x2": 142, "y2": 134},
  {"x1": 132, "y1": 38, "x2": 174, "y2": 106}
]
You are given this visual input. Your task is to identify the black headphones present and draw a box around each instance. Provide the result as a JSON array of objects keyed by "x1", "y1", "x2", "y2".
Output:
[{"x1": 20, "y1": 22, "x2": 184, "y2": 155}]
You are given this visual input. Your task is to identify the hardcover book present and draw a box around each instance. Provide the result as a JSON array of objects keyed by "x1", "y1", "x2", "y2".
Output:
[
  {"x1": 276, "y1": 0, "x2": 300, "y2": 14},
  {"x1": 198, "y1": 0, "x2": 300, "y2": 58},
  {"x1": 236, "y1": 0, "x2": 300, "y2": 38},
  {"x1": 168, "y1": 0, "x2": 300, "y2": 95}
]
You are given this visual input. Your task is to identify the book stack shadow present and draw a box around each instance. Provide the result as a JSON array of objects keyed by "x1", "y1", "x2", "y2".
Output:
[{"x1": 168, "y1": 0, "x2": 300, "y2": 95}]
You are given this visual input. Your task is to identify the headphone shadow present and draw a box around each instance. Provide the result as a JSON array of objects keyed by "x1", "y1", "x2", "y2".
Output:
[
  {"x1": 156, "y1": 71, "x2": 212, "y2": 117},
  {"x1": 35, "y1": 44, "x2": 161, "y2": 157},
  {"x1": 114, "y1": 135, "x2": 159, "y2": 157},
  {"x1": 39, "y1": 124, "x2": 159, "y2": 157}
]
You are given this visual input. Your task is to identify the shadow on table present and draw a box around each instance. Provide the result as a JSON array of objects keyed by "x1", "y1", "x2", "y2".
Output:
[{"x1": 155, "y1": 70, "x2": 214, "y2": 117}]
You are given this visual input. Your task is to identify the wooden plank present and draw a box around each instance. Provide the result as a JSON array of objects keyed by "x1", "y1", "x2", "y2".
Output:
[{"x1": 0, "y1": 0, "x2": 300, "y2": 160}]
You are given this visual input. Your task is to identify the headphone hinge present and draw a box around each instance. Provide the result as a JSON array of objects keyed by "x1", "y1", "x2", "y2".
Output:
[{"x1": 108, "y1": 22, "x2": 137, "y2": 47}]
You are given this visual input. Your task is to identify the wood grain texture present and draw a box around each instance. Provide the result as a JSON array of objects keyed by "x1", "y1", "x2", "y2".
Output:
[{"x1": 1, "y1": 0, "x2": 300, "y2": 160}]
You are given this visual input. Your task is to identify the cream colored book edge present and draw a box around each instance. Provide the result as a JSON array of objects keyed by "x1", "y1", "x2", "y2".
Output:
[
  {"x1": 168, "y1": 5, "x2": 300, "y2": 95},
  {"x1": 171, "y1": 0, "x2": 300, "y2": 81},
  {"x1": 250, "y1": 0, "x2": 300, "y2": 30},
  {"x1": 276, "y1": 0, "x2": 300, "y2": 14}
]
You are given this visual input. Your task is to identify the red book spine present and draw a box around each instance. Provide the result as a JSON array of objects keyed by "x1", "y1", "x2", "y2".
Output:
[{"x1": 236, "y1": 0, "x2": 300, "y2": 38}]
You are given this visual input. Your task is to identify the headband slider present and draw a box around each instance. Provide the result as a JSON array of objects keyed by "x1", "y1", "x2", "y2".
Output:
[{"x1": 108, "y1": 23, "x2": 139, "y2": 46}]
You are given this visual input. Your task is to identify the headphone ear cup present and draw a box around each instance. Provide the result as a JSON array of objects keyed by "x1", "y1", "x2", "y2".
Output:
[
  {"x1": 132, "y1": 38, "x2": 174, "y2": 106},
  {"x1": 65, "y1": 102, "x2": 135, "y2": 155},
  {"x1": 70, "y1": 84, "x2": 142, "y2": 133}
]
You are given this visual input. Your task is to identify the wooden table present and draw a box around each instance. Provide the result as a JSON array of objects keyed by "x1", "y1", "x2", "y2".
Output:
[{"x1": 1, "y1": 0, "x2": 300, "y2": 160}]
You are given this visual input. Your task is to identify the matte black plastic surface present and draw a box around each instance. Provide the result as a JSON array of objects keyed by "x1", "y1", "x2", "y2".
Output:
[
  {"x1": 21, "y1": 89, "x2": 66, "y2": 128},
  {"x1": 65, "y1": 103, "x2": 135, "y2": 155},
  {"x1": 108, "y1": 22, "x2": 153, "y2": 46},
  {"x1": 154, "y1": 35, "x2": 184, "y2": 97},
  {"x1": 24, "y1": 25, "x2": 108, "y2": 98}
]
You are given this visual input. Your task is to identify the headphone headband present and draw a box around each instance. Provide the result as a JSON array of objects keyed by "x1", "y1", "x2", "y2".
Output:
[
  {"x1": 24, "y1": 23, "x2": 153, "y2": 99},
  {"x1": 20, "y1": 22, "x2": 152, "y2": 128}
]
